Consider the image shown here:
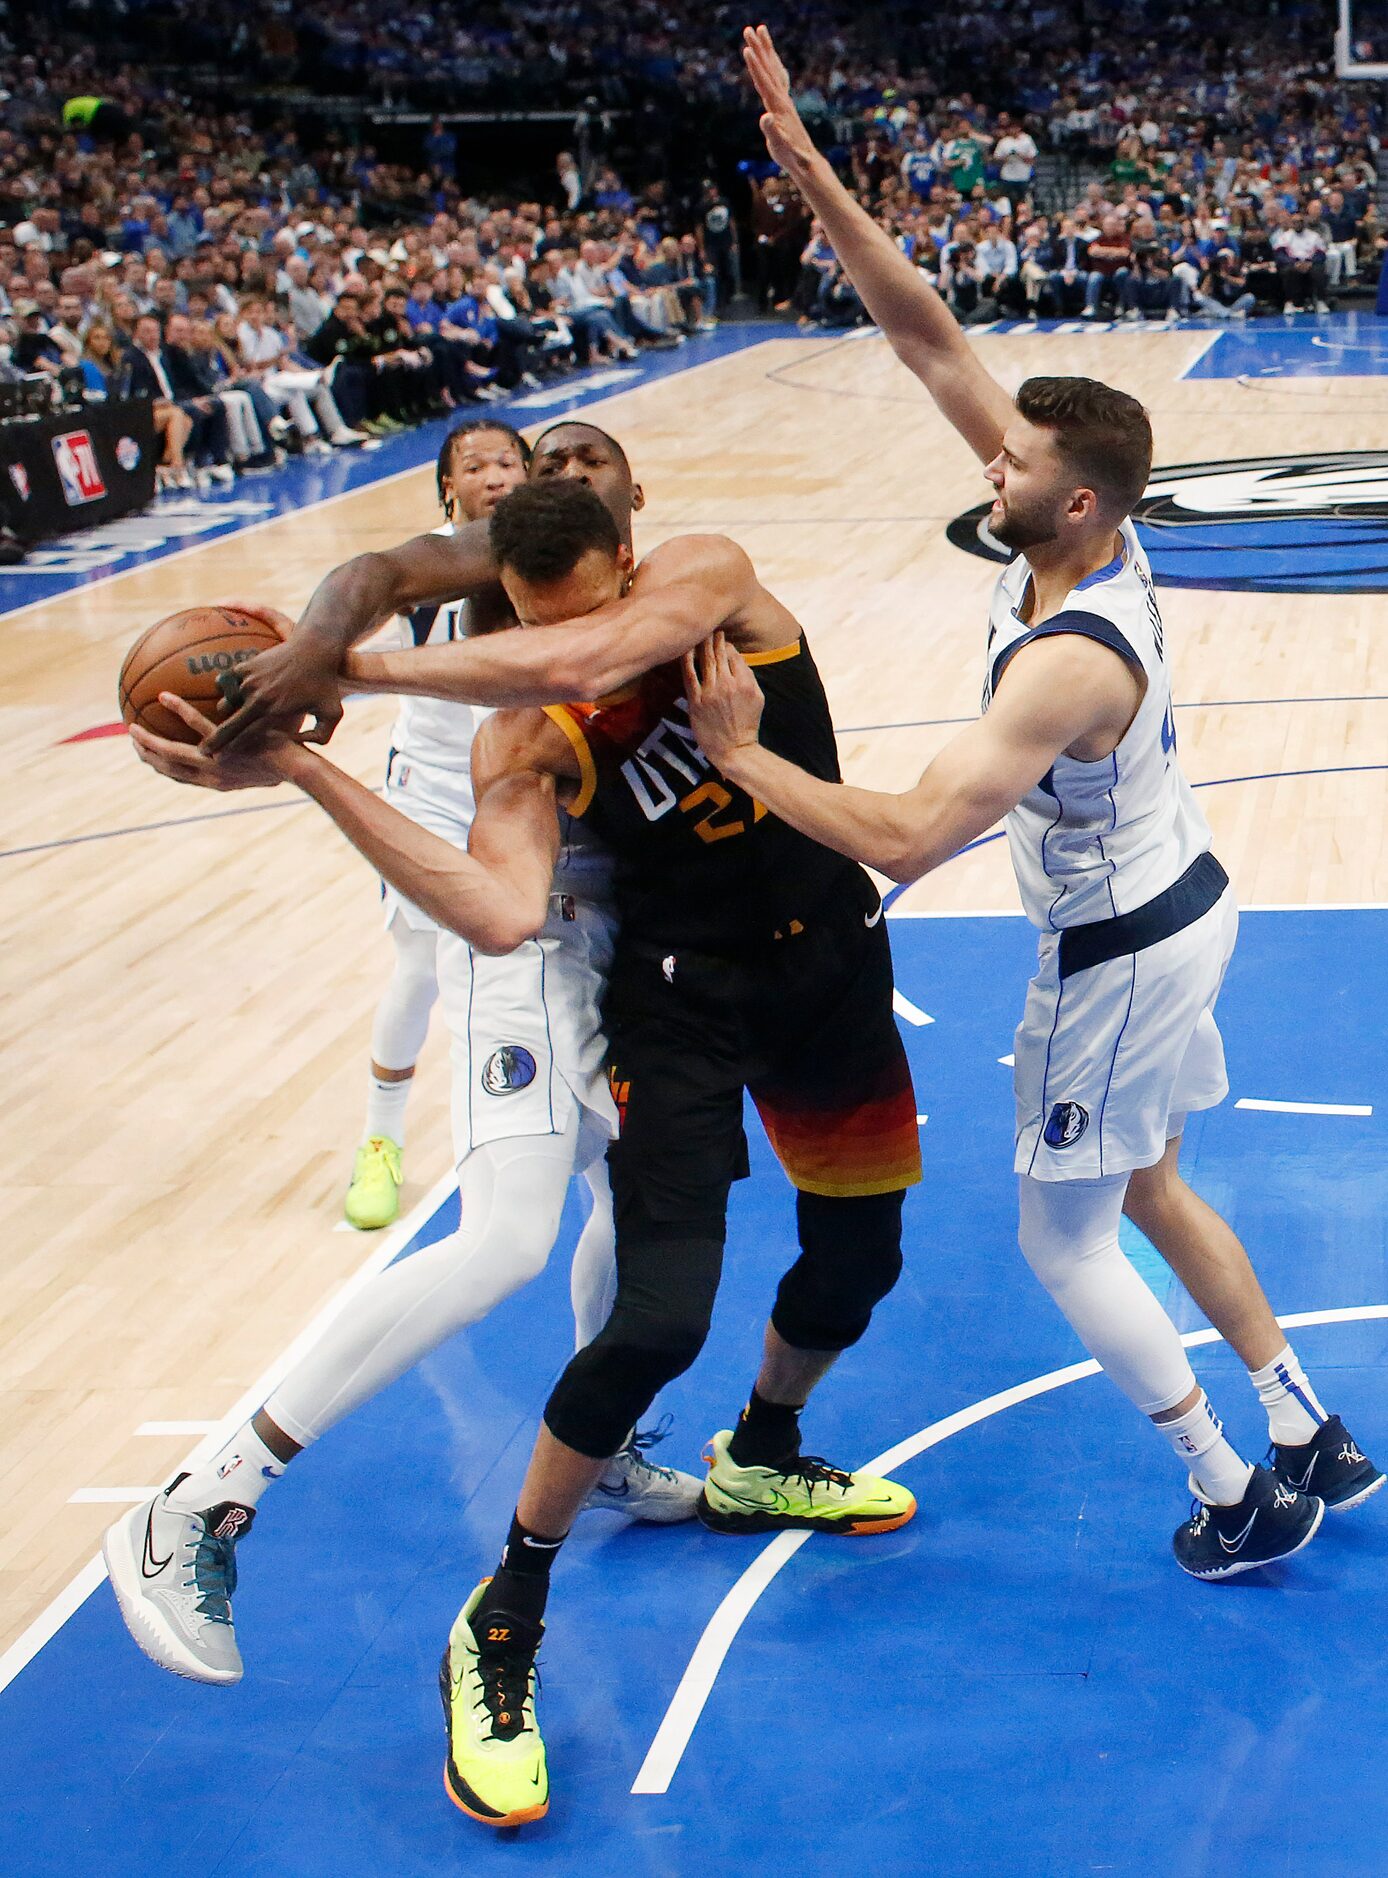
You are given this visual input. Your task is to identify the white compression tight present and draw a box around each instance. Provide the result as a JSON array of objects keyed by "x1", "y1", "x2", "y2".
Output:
[
  {"x1": 266, "y1": 1106, "x2": 615, "y2": 1446},
  {"x1": 570, "y1": 1154, "x2": 617, "y2": 1348},
  {"x1": 371, "y1": 917, "x2": 439, "y2": 1070},
  {"x1": 1016, "y1": 1172, "x2": 1196, "y2": 1417}
]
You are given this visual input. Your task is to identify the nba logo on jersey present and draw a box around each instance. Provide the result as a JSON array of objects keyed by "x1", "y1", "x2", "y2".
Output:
[
  {"x1": 1043, "y1": 1101, "x2": 1089, "y2": 1149},
  {"x1": 51, "y1": 430, "x2": 107, "y2": 506},
  {"x1": 481, "y1": 1045, "x2": 537, "y2": 1096}
]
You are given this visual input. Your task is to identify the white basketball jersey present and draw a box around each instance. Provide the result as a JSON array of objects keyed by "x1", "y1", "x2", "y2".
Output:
[
  {"x1": 983, "y1": 519, "x2": 1211, "y2": 931},
  {"x1": 389, "y1": 524, "x2": 491, "y2": 781}
]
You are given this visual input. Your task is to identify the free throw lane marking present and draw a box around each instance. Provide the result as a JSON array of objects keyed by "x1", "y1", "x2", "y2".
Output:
[
  {"x1": 892, "y1": 991, "x2": 934, "y2": 1026},
  {"x1": 1236, "y1": 1099, "x2": 1373, "y2": 1117}
]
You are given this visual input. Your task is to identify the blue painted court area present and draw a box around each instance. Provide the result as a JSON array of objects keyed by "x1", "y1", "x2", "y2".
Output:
[
  {"x1": 2, "y1": 909, "x2": 1385, "y2": 1878},
  {"x1": 1182, "y1": 308, "x2": 1388, "y2": 379}
]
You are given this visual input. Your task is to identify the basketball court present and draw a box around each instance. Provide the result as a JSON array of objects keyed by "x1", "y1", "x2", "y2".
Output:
[{"x1": 2, "y1": 315, "x2": 1385, "y2": 1874}]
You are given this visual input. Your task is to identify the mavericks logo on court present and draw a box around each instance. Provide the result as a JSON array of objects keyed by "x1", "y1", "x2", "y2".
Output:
[
  {"x1": 947, "y1": 450, "x2": 1388, "y2": 593},
  {"x1": 1043, "y1": 1101, "x2": 1089, "y2": 1149},
  {"x1": 481, "y1": 1045, "x2": 537, "y2": 1096}
]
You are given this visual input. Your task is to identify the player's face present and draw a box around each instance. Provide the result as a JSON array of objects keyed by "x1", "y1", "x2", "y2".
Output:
[
  {"x1": 985, "y1": 420, "x2": 1087, "y2": 551},
  {"x1": 444, "y1": 431, "x2": 527, "y2": 522},
  {"x1": 529, "y1": 426, "x2": 643, "y2": 530},
  {"x1": 501, "y1": 545, "x2": 635, "y2": 629}
]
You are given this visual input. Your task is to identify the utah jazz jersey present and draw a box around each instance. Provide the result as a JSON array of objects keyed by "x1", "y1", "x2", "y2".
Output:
[
  {"x1": 544, "y1": 637, "x2": 869, "y2": 953},
  {"x1": 984, "y1": 518, "x2": 1212, "y2": 931}
]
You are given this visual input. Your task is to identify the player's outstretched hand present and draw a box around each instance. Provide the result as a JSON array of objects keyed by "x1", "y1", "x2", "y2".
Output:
[
  {"x1": 201, "y1": 601, "x2": 344, "y2": 754},
  {"x1": 132, "y1": 693, "x2": 298, "y2": 792},
  {"x1": 742, "y1": 25, "x2": 818, "y2": 178},
  {"x1": 684, "y1": 632, "x2": 765, "y2": 769}
]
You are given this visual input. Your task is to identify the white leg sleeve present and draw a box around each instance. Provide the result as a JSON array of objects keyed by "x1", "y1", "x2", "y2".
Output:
[
  {"x1": 570, "y1": 1154, "x2": 617, "y2": 1350},
  {"x1": 1017, "y1": 1173, "x2": 1196, "y2": 1417},
  {"x1": 370, "y1": 916, "x2": 439, "y2": 1071},
  {"x1": 265, "y1": 1113, "x2": 580, "y2": 1445}
]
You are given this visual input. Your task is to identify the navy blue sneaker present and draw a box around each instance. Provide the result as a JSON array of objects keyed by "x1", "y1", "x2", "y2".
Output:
[
  {"x1": 1173, "y1": 1464, "x2": 1324, "y2": 1580},
  {"x1": 1272, "y1": 1415, "x2": 1385, "y2": 1512}
]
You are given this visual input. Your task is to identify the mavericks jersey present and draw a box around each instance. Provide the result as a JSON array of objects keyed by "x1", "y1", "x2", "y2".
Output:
[
  {"x1": 390, "y1": 524, "x2": 492, "y2": 784},
  {"x1": 545, "y1": 638, "x2": 871, "y2": 954},
  {"x1": 984, "y1": 518, "x2": 1211, "y2": 931}
]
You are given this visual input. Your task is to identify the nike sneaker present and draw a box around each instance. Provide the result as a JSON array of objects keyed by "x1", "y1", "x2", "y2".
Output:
[
  {"x1": 1272, "y1": 1415, "x2": 1385, "y2": 1512},
  {"x1": 1173, "y1": 1464, "x2": 1324, "y2": 1580},
  {"x1": 580, "y1": 1419, "x2": 703, "y2": 1523},
  {"x1": 439, "y1": 1581, "x2": 547, "y2": 1828},
  {"x1": 697, "y1": 1428, "x2": 917, "y2": 1536},
  {"x1": 344, "y1": 1135, "x2": 402, "y2": 1230},
  {"x1": 103, "y1": 1476, "x2": 253, "y2": 1684}
]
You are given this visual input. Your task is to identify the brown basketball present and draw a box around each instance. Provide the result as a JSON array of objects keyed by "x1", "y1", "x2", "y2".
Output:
[{"x1": 119, "y1": 606, "x2": 284, "y2": 744}]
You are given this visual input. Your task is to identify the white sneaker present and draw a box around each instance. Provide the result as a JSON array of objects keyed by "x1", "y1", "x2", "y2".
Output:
[
  {"x1": 103, "y1": 1480, "x2": 252, "y2": 1684},
  {"x1": 305, "y1": 437, "x2": 333, "y2": 456},
  {"x1": 208, "y1": 462, "x2": 235, "y2": 485},
  {"x1": 581, "y1": 1421, "x2": 703, "y2": 1523},
  {"x1": 1314, "y1": 299, "x2": 1330, "y2": 313},
  {"x1": 329, "y1": 428, "x2": 368, "y2": 448},
  {"x1": 1162, "y1": 308, "x2": 1180, "y2": 326},
  {"x1": 1283, "y1": 301, "x2": 1296, "y2": 314},
  {"x1": 194, "y1": 467, "x2": 212, "y2": 491}
]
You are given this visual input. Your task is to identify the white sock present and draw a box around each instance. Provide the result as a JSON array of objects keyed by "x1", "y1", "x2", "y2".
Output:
[
  {"x1": 1250, "y1": 1343, "x2": 1328, "y2": 1446},
  {"x1": 363, "y1": 1072, "x2": 412, "y2": 1146},
  {"x1": 166, "y1": 1422, "x2": 288, "y2": 1512},
  {"x1": 1157, "y1": 1391, "x2": 1254, "y2": 1506}
]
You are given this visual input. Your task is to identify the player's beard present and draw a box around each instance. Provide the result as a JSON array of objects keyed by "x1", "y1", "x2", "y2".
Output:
[{"x1": 990, "y1": 492, "x2": 1063, "y2": 551}]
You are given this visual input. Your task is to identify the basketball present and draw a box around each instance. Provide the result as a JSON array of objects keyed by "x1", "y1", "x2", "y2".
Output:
[{"x1": 118, "y1": 607, "x2": 284, "y2": 743}]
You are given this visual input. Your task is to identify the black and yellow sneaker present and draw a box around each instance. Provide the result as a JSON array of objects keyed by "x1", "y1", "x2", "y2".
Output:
[
  {"x1": 1272, "y1": 1415, "x2": 1385, "y2": 1512},
  {"x1": 439, "y1": 1580, "x2": 547, "y2": 1828},
  {"x1": 697, "y1": 1428, "x2": 916, "y2": 1536}
]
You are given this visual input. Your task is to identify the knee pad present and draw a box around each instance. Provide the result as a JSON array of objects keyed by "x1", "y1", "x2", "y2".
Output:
[
  {"x1": 544, "y1": 1240, "x2": 721, "y2": 1459},
  {"x1": 771, "y1": 1189, "x2": 905, "y2": 1353}
]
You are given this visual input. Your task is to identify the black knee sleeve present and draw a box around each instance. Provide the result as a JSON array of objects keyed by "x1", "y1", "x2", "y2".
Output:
[
  {"x1": 543, "y1": 1206, "x2": 725, "y2": 1459},
  {"x1": 770, "y1": 1189, "x2": 905, "y2": 1352}
]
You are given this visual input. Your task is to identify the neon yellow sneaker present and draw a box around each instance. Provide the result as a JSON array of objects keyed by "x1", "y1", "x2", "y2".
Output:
[
  {"x1": 697, "y1": 1428, "x2": 917, "y2": 1537},
  {"x1": 439, "y1": 1580, "x2": 548, "y2": 1828},
  {"x1": 343, "y1": 1136, "x2": 402, "y2": 1230}
]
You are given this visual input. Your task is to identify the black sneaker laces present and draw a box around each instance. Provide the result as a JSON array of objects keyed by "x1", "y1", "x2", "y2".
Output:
[
  {"x1": 780, "y1": 1454, "x2": 854, "y2": 1497},
  {"x1": 475, "y1": 1643, "x2": 539, "y2": 1743}
]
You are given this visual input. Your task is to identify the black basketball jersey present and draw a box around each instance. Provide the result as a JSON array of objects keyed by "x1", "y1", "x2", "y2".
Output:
[{"x1": 544, "y1": 636, "x2": 871, "y2": 953}]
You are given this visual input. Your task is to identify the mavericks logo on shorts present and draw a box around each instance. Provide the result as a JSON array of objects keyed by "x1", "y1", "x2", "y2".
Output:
[
  {"x1": 1043, "y1": 1101, "x2": 1089, "y2": 1149},
  {"x1": 481, "y1": 1044, "x2": 537, "y2": 1096}
]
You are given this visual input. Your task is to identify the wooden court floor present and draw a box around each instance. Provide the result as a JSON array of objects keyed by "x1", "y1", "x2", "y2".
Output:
[{"x1": 3, "y1": 328, "x2": 1385, "y2": 1658}]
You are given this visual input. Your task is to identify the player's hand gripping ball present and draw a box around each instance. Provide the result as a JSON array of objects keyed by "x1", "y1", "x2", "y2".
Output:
[{"x1": 118, "y1": 604, "x2": 290, "y2": 744}]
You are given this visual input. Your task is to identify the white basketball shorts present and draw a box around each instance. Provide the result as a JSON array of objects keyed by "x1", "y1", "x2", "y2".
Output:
[
  {"x1": 1014, "y1": 889, "x2": 1238, "y2": 1182},
  {"x1": 436, "y1": 889, "x2": 618, "y2": 1167}
]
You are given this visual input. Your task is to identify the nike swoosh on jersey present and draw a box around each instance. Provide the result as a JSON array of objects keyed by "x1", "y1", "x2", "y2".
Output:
[
  {"x1": 1217, "y1": 1510, "x2": 1258, "y2": 1554},
  {"x1": 141, "y1": 1505, "x2": 173, "y2": 1577}
]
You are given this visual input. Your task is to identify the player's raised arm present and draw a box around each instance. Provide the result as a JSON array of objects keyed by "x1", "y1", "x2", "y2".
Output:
[
  {"x1": 203, "y1": 518, "x2": 501, "y2": 753},
  {"x1": 686, "y1": 629, "x2": 1140, "y2": 880},
  {"x1": 742, "y1": 24, "x2": 1013, "y2": 463},
  {"x1": 345, "y1": 486, "x2": 778, "y2": 707}
]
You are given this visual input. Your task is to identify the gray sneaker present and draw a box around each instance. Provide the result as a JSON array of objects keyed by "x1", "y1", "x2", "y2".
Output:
[
  {"x1": 581, "y1": 1420, "x2": 703, "y2": 1523},
  {"x1": 103, "y1": 1477, "x2": 252, "y2": 1684}
]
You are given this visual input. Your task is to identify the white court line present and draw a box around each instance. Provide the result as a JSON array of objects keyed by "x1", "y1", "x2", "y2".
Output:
[
  {"x1": 1176, "y1": 329, "x2": 1225, "y2": 378},
  {"x1": 631, "y1": 1303, "x2": 1388, "y2": 1797},
  {"x1": 135, "y1": 1421, "x2": 218, "y2": 1437},
  {"x1": 0, "y1": 1169, "x2": 457, "y2": 1699},
  {"x1": 1237, "y1": 1098, "x2": 1373, "y2": 1117},
  {"x1": 68, "y1": 1488, "x2": 162, "y2": 1505},
  {"x1": 892, "y1": 991, "x2": 934, "y2": 1026}
]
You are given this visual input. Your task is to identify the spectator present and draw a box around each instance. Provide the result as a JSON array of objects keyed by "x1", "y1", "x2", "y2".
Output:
[
  {"x1": 1043, "y1": 216, "x2": 1093, "y2": 316},
  {"x1": 237, "y1": 294, "x2": 365, "y2": 450},
  {"x1": 79, "y1": 319, "x2": 120, "y2": 395},
  {"x1": 992, "y1": 114, "x2": 1038, "y2": 212},
  {"x1": 1084, "y1": 215, "x2": 1133, "y2": 317},
  {"x1": 1271, "y1": 211, "x2": 1330, "y2": 314},
  {"x1": 122, "y1": 311, "x2": 196, "y2": 488}
]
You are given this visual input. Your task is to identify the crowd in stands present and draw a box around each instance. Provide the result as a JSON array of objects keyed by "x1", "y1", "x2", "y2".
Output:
[{"x1": 0, "y1": 1, "x2": 1384, "y2": 497}]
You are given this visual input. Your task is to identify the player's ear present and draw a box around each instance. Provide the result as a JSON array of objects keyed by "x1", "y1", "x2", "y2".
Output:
[{"x1": 630, "y1": 481, "x2": 646, "y2": 513}]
